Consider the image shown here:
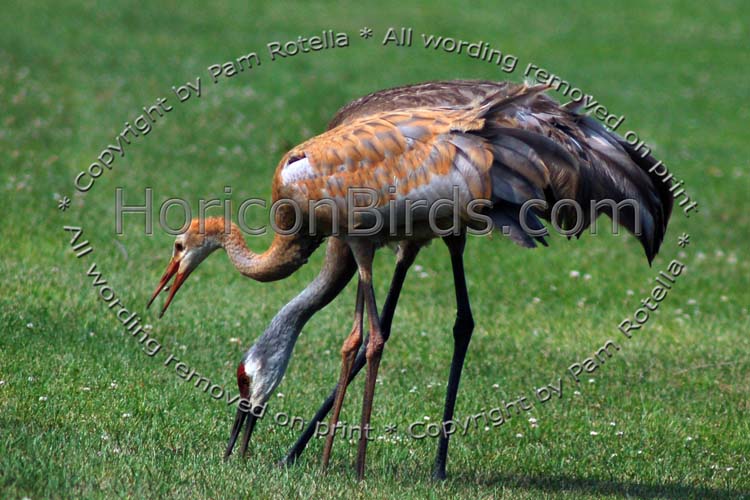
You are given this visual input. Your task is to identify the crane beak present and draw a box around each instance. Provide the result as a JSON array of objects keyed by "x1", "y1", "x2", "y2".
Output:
[
  {"x1": 224, "y1": 407, "x2": 257, "y2": 460},
  {"x1": 147, "y1": 256, "x2": 192, "y2": 318}
]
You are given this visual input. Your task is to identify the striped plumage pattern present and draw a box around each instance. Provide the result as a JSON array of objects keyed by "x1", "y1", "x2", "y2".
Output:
[{"x1": 270, "y1": 80, "x2": 673, "y2": 262}]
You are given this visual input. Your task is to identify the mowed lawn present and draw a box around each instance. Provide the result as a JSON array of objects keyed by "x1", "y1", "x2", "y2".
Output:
[{"x1": 1, "y1": 1, "x2": 749, "y2": 498}]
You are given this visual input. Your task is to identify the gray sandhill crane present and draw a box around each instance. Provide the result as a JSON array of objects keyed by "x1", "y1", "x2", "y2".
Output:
[{"x1": 148, "y1": 80, "x2": 673, "y2": 480}]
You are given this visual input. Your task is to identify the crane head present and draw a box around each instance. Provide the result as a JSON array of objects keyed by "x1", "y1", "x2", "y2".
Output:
[
  {"x1": 147, "y1": 219, "x2": 224, "y2": 317},
  {"x1": 224, "y1": 334, "x2": 293, "y2": 459},
  {"x1": 224, "y1": 342, "x2": 289, "y2": 459}
]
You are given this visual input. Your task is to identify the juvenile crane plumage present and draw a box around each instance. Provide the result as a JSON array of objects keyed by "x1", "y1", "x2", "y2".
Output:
[{"x1": 148, "y1": 79, "x2": 673, "y2": 480}]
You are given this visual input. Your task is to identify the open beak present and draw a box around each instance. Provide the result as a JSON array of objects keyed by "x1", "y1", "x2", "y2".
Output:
[
  {"x1": 224, "y1": 408, "x2": 257, "y2": 460},
  {"x1": 147, "y1": 257, "x2": 192, "y2": 318}
]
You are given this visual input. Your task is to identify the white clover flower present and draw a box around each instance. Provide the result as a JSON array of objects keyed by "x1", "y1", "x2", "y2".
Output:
[
  {"x1": 569, "y1": 270, "x2": 580, "y2": 278},
  {"x1": 590, "y1": 431, "x2": 599, "y2": 436},
  {"x1": 122, "y1": 413, "x2": 132, "y2": 418},
  {"x1": 39, "y1": 396, "x2": 47, "y2": 401},
  {"x1": 26, "y1": 322, "x2": 34, "y2": 329}
]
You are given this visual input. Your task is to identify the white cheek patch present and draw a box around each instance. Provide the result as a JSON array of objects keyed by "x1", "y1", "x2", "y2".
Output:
[
  {"x1": 244, "y1": 357, "x2": 260, "y2": 377},
  {"x1": 178, "y1": 255, "x2": 191, "y2": 274},
  {"x1": 280, "y1": 155, "x2": 313, "y2": 185}
]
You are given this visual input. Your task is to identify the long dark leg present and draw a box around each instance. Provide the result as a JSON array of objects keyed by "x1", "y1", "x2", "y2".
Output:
[
  {"x1": 321, "y1": 282, "x2": 364, "y2": 469},
  {"x1": 351, "y1": 241, "x2": 383, "y2": 481},
  {"x1": 281, "y1": 243, "x2": 419, "y2": 466},
  {"x1": 433, "y1": 232, "x2": 474, "y2": 480}
]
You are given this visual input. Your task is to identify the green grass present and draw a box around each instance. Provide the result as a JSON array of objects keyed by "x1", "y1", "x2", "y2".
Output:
[{"x1": 1, "y1": 1, "x2": 749, "y2": 498}]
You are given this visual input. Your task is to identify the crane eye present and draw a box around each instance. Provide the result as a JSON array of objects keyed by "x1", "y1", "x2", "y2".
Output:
[{"x1": 175, "y1": 242, "x2": 184, "y2": 253}]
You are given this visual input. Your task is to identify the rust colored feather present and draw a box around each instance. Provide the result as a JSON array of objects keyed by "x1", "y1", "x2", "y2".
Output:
[{"x1": 267, "y1": 79, "x2": 671, "y2": 260}]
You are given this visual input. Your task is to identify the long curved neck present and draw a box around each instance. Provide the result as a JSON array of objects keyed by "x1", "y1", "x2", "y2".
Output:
[
  {"x1": 278, "y1": 239, "x2": 356, "y2": 330},
  {"x1": 222, "y1": 224, "x2": 320, "y2": 283},
  {"x1": 247, "y1": 238, "x2": 356, "y2": 387}
]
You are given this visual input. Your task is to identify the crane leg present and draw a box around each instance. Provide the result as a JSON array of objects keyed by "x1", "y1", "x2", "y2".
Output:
[
  {"x1": 281, "y1": 243, "x2": 419, "y2": 466},
  {"x1": 321, "y1": 281, "x2": 364, "y2": 470},
  {"x1": 350, "y1": 241, "x2": 384, "y2": 481},
  {"x1": 433, "y1": 232, "x2": 474, "y2": 480}
]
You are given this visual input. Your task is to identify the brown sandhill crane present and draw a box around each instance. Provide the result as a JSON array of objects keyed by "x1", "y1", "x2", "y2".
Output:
[{"x1": 148, "y1": 80, "x2": 673, "y2": 480}]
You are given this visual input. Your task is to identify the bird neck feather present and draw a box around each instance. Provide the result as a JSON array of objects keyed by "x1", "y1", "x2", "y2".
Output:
[{"x1": 222, "y1": 226, "x2": 321, "y2": 283}]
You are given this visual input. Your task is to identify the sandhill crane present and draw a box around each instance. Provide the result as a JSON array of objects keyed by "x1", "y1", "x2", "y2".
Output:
[{"x1": 148, "y1": 80, "x2": 673, "y2": 480}]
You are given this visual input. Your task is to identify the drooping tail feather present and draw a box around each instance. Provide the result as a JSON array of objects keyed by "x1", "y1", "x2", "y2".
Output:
[
  {"x1": 327, "y1": 79, "x2": 673, "y2": 261},
  {"x1": 477, "y1": 85, "x2": 674, "y2": 262}
]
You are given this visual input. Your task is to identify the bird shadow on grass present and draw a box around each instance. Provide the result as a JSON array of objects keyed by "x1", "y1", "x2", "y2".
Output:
[{"x1": 448, "y1": 471, "x2": 749, "y2": 500}]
